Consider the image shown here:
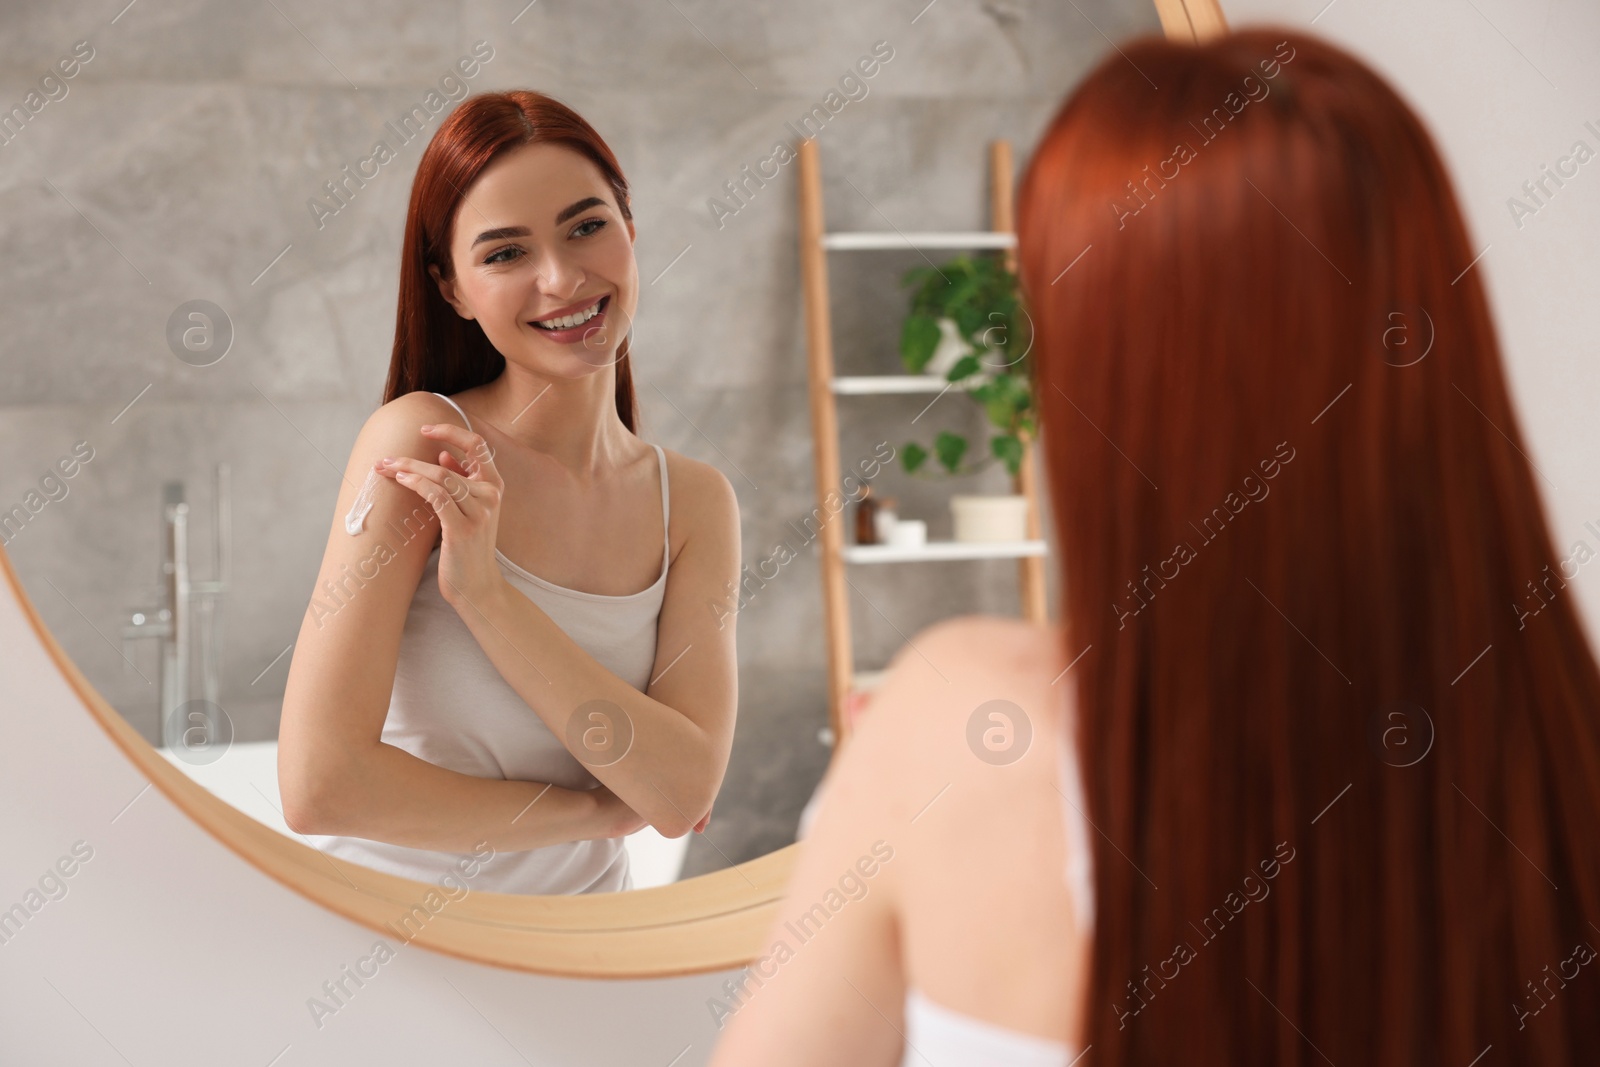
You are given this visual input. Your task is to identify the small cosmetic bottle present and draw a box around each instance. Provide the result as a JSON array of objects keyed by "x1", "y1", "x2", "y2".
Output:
[
  {"x1": 855, "y1": 484, "x2": 880, "y2": 545},
  {"x1": 874, "y1": 496, "x2": 899, "y2": 543}
]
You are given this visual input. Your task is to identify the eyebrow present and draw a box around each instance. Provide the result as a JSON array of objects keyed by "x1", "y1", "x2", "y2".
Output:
[{"x1": 469, "y1": 197, "x2": 609, "y2": 248}]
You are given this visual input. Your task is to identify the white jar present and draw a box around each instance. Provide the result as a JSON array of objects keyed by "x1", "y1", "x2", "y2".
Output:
[
  {"x1": 887, "y1": 519, "x2": 927, "y2": 549},
  {"x1": 950, "y1": 494, "x2": 1030, "y2": 542},
  {"x1": 873, "y1": 499, "x2": 899, "y2": 543}
]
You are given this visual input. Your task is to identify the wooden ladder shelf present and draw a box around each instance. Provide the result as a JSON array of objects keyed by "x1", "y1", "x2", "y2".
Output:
[{"x1": 795, "y1": 136, "x2": 1050, "y2": 744}]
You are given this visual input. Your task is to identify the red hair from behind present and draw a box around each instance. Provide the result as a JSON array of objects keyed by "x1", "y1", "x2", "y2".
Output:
[{"x1": 1019, "y1": 26, "x2": 1600, "y2": 1064}]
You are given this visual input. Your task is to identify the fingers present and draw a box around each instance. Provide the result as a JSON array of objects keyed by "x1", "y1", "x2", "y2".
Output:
[
  {"x1": 419, "y1": 423, "x2": 502, "y2": 488},
  {"x1": 376, "y1": 456, "x2": 487, "y2": 520},
  {"x1": 377, "y1": 456, "x2": 483, "y2": 499},
  {"x1": 381, "y1": 465, "x2": 461, "y2": 519},
  {"x1": 375, "y1": 457, "x2": 448, "y2": 494}
]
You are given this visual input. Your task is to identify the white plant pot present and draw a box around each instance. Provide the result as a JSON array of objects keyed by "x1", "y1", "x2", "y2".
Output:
[
  {"x1": 950, "y1": 494, "x2": 1029, "y2": 543},
  {"x1": 923, "y1": 317, "x2": 996, "y2": 385},
  {"x1": 922, "y1": 317, "x2": 973, "y2": 378}
]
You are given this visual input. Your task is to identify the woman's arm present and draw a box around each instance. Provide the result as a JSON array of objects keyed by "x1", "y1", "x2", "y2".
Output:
[
  {"x1": 276, "y1": 392, "x2": 645, "y2": 852},
  {"x1": 383, "y1": 423, "x2": 741, "y2": 839},
  {"x1": 704, "y1": 627, "x2": 956, "y2": 1066}
]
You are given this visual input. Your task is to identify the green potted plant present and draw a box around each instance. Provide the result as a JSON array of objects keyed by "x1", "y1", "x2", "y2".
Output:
[{"x1": 896, "y1": 253, "x2": 1037, "y2": 542}]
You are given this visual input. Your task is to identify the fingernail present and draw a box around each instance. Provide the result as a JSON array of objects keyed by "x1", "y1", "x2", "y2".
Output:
[
  {"x1": 376, "y1": 457, "x2": 393, "y2": 466},
  {"x1": 420, "y1": 423, "x2": 435, "y2": 431}
]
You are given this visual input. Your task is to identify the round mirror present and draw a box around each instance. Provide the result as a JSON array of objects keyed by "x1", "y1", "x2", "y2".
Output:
[{"x1": 0, "y1": 0, "x2": 1189, "y2": 975}]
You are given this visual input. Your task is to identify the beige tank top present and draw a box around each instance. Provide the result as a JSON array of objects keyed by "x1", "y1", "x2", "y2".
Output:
[{"x1": 308, "y1": 392, "x2": 669, "y2": 894}]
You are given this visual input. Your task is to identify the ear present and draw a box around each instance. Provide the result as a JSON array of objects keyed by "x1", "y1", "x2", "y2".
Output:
[{"x1": 428, "y1": 262, "x2": 474, "y2": 321}]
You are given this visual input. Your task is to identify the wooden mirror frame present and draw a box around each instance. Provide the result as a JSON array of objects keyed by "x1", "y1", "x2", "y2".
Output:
[{"x1": 4, "y1": 0, "x2": 1223, "y2": 980}]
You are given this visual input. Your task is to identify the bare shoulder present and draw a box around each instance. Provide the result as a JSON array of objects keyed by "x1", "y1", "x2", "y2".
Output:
[
  {"x1": 916, "y1": 614, "x2": 1066, "y2": 677},
  {"x1": 318, "y1": 390, "x2": 476, "y2": 548},
  {"x1": 659, "y1": 446, "x2": 736, "y2": 512},
  {"x1": 657, "y1": 445, "x2": 739, "y2": 553},
  {"x1": 351, "y1": 390, "x2": 472, "y2": 464},
  {"x1": 829, "y1": 614, "x2": 1069, "y2": 824},
  {"x1": 871, "y1": 614, "x2": 1068, "y2": 733}
]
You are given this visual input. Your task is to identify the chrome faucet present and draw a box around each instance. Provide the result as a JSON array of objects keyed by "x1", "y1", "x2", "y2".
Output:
[{"x1": 122, "y1": 466, "x2": 230, "y2": 748}]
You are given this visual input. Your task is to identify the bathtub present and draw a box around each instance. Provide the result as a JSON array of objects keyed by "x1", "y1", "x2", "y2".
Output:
[{"x1": 154, "y1": 740, "x2": 690, "y2": 891}]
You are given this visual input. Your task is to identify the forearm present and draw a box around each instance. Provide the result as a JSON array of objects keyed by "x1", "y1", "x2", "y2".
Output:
[
  {"x1": 303, "y1": 740, "x2": 613, "y2": 853},
  {"x1": 453, "y1": 580, "x2": 719, "y2": 836}
]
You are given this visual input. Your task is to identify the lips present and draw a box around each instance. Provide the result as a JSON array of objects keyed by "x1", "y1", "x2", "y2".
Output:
[{"x1": 530, "y1": 294, "x2": 608, "y2": 331}]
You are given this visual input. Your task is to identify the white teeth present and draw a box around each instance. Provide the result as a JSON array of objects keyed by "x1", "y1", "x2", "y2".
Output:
[{"x1": 534, "y1": 300, "x2": 602, "y2": 330}]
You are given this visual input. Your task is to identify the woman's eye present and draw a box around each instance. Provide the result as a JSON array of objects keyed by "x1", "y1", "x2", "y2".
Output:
[
  {"x1": 483, "y1": 219, "x2": 601, "y2": 265},
  {"x1": 485, "y1": 220, "x2": 604, "y2": 265}
]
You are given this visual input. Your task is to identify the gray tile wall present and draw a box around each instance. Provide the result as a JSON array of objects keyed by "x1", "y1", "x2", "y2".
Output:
[{"x1": 0, "y1": 0, "x2": 1159, "y2": 874}]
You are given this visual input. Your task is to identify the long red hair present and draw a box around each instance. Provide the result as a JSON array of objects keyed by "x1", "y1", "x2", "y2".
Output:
[
  {"x1": 383, "y1": 90, "x2": 639, "y2": 432},
  {"x1": 1018, "y1": 27, "x2": 1600, "y2": 1063}
]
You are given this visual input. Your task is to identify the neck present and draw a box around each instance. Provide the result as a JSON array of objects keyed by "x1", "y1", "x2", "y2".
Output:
[{"x1": 472, "y1": 362, "x2": 630, "y2": 475}]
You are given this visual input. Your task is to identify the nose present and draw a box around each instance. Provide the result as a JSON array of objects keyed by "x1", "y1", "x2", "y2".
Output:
[{"x1": 530, "y1": 245, "x2": 585, "y2": 304}]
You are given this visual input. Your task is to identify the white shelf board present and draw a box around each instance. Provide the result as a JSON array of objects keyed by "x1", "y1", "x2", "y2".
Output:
[
  {"x1": 840, "y1": 539, "x2": 1047, "y2": 564},
  {"x1": 832, "y1": 375, "x2": 980, "y2": 395},
  {"x1": 821, "y1": 231, "x2": 1017, "y2": 251},
  {"x1": 850, "y1": 668, "x2": 890, "y2": 692}
]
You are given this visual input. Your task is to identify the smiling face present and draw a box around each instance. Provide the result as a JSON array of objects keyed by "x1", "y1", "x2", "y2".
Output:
[{"x1": 429, "y1": 141, "x2": 638, "y2": 377}]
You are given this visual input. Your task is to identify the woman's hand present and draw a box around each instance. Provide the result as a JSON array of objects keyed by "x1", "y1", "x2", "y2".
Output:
[
  {"x1": 591, "y1": 785, "x2": 650, "y2": 839},
  {"x1": 375, "y1": 422, "x2": 505, "y2": 612},
  {"x1": 589, "y1": 788, "x2": 711, "y2": 839}
]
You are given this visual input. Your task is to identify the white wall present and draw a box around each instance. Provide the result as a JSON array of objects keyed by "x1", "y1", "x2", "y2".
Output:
[
  {"x1": 1219, "y1": 0, "x2": 1600, "y2": 647},
  {"x1": 0, "y1": 580, "x2": 741, "y2": 1064}
]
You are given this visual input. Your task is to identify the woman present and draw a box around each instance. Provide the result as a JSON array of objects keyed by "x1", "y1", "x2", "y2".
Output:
[
  {"x1": 710, "y1": 27, "x2": 1600, "y2": 1065},
  {"x1": 276, "y1": 91, "x2": 740, "y2": 895}
]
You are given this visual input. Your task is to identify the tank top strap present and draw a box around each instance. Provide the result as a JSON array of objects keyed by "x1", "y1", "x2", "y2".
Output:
[
  {"x1": 430, "y1": 391, "x2": 669, "y2": 580},
  {"x1": 651, "y1": 443, "x2": 670, "y2": 574},
  {"x1": 430, "y1": 391, "x2": 472, "y2": 432}
]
